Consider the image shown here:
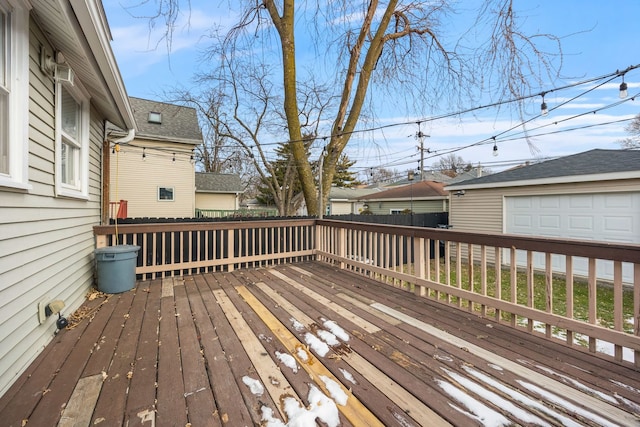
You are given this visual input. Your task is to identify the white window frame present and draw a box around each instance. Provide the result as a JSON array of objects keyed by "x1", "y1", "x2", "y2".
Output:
[
  {"x1": 0, "y1": 0, "x2": 30, "y2": 190},
  {"x1": 390, "y1": 209, "x2": 403, "y2": 214},
  {"x1": 158, "y1": 186, "x2": 174, "y2": 201},
  {"x1": 55, "y1": 81, "x2": 90, "y2": 199}
]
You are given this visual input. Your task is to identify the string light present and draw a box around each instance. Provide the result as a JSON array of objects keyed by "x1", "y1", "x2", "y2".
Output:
[
  {"x1": 172, "y1": 152, "x2": 176, "y2": 162},
  {"x1": 142, "y1": 148, "x2": 146, "y2": 160},
  {"x1": 492, "y1": 138, "x2": 498, "y2": 157},
  {"x1": 619, "y1": 76, "x2": 628, "y2": 99},
  {"x1": 540, "y1": 93, "x2": 548, "y2": 116}
]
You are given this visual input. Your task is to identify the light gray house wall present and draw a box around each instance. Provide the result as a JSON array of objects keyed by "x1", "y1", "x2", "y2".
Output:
[{"x1": 0, "y1": 1, "x2": 134, "y2": 397}]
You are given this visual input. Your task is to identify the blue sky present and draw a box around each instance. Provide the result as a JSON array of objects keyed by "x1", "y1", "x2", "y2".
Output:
[{"x1": 103, "y1": 1, "x2": 640, "y2": 174}]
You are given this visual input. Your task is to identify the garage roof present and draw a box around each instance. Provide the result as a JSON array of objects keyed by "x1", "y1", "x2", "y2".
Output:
[
  {"x1": 196, "y1": 173, "x2": 243, "y2": 194},
  {"x1": 446, "y1": 149, "x2": 640, "y2": 190}
]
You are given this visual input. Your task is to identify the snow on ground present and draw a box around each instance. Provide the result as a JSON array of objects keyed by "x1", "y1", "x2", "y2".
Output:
[
  {"x1": 242, "y1": 376, "x2": 264, "y2": 396},
  {"x1": 275, "y1": 351, "x2": 299, "y2": 373},
  {"x1": 320, "y1": 375, "x2": 348, "y2": 406},
  {"x1": 290, "y1": 317, "x2": 305, "y2": 331},
  {"x1": 317, "y1": 329, "x2": 340, "y2": 346},
  {"x1": 339, "y1": 368, "x2": 356, "y2": 384},
  {"x1": 518, "y1": 359, "x2": 616, "y2": 403},
  {"x1": 296, "y1": 346, "x2": 309, "y2": 362},
  {"x1": 321, "y1": 319, "x2": 350, "y2": 341},
  {"x1": 516, "y1": 380, "x2": 621, "y2": 427},
  {"x1": 261, "y1": 384, "x2": 340, "y2": 427},
  {"x1": 436, "y1": 379, "x2": 511, "y2": 427},
  {"x1": 441, "y1": 367, "x2": 550, "y2": 426},
  {"x1": 460, "y1": 365, "x2": 583, "y2": 427},
  {"x1": 304, "y1": 332, "x2": 330, "y2": 357}
]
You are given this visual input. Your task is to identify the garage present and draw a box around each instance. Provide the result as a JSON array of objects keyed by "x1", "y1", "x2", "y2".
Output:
[
  {"x1": 505, "y1": 192, "x2": 640, "y2": 244},
  {"x1": 505, "y1": 192, "x2": 640, "y2": 283},
  {"x1": 446, "y1": 149, "x2": 640, "y2": 285}
]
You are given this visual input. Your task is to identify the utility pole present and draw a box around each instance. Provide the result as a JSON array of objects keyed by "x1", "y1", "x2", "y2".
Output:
[{"x1": 415, "y1": 123, "x2": 430, "y2": 181}]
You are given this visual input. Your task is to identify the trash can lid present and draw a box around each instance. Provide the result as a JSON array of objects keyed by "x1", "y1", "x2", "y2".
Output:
[{"x1": 94, "y1": 244, "x2": 140, "y2": 254}]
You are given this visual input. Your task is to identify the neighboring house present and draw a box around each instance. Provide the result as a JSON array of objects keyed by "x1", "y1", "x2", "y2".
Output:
[
  {"x1": 359, "y1": 181, "x2": 449, "y2": 214},
  {"x1": 327, "y1": 187, "x2": 382, "y2": 215},
  {"x1": 0, "y1": 0, "x2": 135, "y2": 397},
  {"x1": 195, "y1": 172, "x2": 244, "y2": 211},
  {"x1": 109, "y1": 97, "x2": 203, "y2": 218},
  {"x1": 445, "y1": 149, "x2": 640, "y2": 282}
]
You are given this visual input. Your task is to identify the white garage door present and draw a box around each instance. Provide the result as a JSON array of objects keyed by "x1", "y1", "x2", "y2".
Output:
[{"x1": 505, "y1": 192, "x2": 640, "y2": 283}]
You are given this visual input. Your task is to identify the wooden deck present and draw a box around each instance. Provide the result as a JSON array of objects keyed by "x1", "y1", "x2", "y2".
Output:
[{"x1": 1, "y1": 262, "x2": 639, "y2": 426}]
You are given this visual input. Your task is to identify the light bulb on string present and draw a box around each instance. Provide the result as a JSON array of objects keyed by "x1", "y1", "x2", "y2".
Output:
[
  {"x1": 142, "y1": 148, "x2": 146, "y2": 160},
  {"x1": 172, "y1": 153, "x2": 176, "y2": 162},
  {"x1": 619, "y1": 77, "x2": 628, "y2": 99},
  {"x1": 492, "y1": 139, "x2": 498, "y2": 157},
  {"x1": 540, "y1": 93, "x2": 548, "y2": 116}
]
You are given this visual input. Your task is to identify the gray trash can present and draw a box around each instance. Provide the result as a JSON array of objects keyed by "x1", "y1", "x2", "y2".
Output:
[{"x1": 95, "y1": 245, "x2": 140, "y2": 293}]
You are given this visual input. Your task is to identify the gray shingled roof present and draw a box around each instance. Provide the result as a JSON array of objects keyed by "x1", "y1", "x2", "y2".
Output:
[
  {"x1": 195, "y1": 173, "x2": 244, "y2": 193},
  {"x1": 130, "y1": 97, "x2": 202, "y2": 144},
  {"x1": 448, "y1": 149, "x2": 640, "y2": 188}
]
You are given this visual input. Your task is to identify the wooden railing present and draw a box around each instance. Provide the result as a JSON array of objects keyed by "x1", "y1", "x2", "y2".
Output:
[
  {"x1": 94, "y1": 218, "x2": 640, "y2": 368},
  {"x1": 315, "y1": 219, "x2": 640, "y2": 368},
  {"x1": 94, "y1": 219, "x2": 315, "y2": 278}
]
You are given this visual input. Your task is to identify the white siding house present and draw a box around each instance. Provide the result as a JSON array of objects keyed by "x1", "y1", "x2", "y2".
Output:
[
  {"x1": 109, "y1": 97, "x2": 202, "y2": 219},
  {"x1": 0, "y1": 0, "x2": 135, "y2": 397}
]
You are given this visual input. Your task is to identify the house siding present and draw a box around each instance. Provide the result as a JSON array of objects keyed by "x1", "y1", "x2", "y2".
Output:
[
  {"x1": 110, "y1": 144, "x2": 196, "y2": 218},
  {"x1": 0, "y1": 21, "x2": 104, "y2": 396}
]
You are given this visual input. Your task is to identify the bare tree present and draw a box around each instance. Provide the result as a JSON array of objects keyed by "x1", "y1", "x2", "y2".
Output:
[
  {"x1": 174, "y1": 53, "x2": 332, "y2": 215},
  {"x1": 137, "y1": 0, "x2": 563, "y2": 215},
  {"x1": 619, "y1": 113, "x2": 640, "y2": 149},
  {"x1": 433, "y1": 154, "x2": 472, "y2": 177}
]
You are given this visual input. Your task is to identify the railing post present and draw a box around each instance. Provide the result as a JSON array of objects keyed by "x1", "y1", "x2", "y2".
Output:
[
  {"x1": 227, "y1": 229, "x2": 235, "y2": 272},
  {"x1": 339, "y1": 228, "x2": 346, "y2": 269},
  {"x1": 414, "y1": 236, "x2": 426, "y2": 297}
]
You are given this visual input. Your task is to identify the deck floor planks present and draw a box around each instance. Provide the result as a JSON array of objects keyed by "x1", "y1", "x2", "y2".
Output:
[
  {"x1": 217, "y1": 270, "x2": 357, "y2": 427},
  {"x1": 124, "y1": 279, "x2": 162, "y2": 427},
  {"x1": 27, "y1": 292, "x2": 132, "y2": 426},
  {"x1": 90, "y1": 284, "x2": 150, "y2": 426},
  {"x1": 173, "y1": 278, "x2": 221, "y2": 427},
  {"x1": 198, "y1": 272, "x2": 280, "y2": 426},
  {"x1": 0, "y1": 297, "x2": 103, "y2": 427},
  {"x1": 1, "y1": 262, "x2": 640, "y2": 426},
  {"x1": 248, "y1": 269, "x2": 466, "y2": 425},
  {"x1": 241, "y1": 273, "x2": 449, "y2": 427},
  {"x1": 295, "y1": 262, "x2": 640, "y2": 424},
  {"x1": 156, "y1": 278, "x2": 188, "y2": 426},
  {"x1": 187, "y1": 274, "x2": 257, "y2": 426}
]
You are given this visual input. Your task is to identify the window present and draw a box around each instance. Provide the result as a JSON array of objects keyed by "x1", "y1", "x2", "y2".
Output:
[
  {"x1": 158, "y1": 187, "x2": 174, "y2": 201},
  {"x1": 390, "y1": 209, "x2": 403, "y2": 214},
  {"x1": 148, "y1": 111, "x2": 162, "y2": 124},
  {"x1": 0, "y1": 0, "x2": 29, "y2": 189},
  {"x1": 56, "y1": 83, "x2": 89, "y2": 198}
]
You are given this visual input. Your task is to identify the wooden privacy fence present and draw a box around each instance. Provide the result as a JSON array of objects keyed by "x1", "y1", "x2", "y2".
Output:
[{"x1": 94, "y1": 218, "x2": 640, "y2": 368}]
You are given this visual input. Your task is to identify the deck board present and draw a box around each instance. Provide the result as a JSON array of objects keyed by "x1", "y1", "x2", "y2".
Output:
[{"x1": 1, "y1": 261, "x2": 639, "y2": 427}]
